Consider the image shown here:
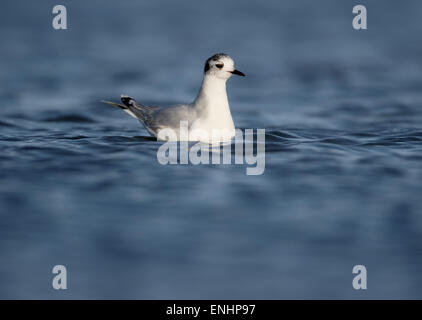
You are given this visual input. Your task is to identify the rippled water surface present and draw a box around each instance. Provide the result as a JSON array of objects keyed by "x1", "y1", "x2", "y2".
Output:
[{"x1": 1, "y1": 0, "x2": 422, "y2": 298}]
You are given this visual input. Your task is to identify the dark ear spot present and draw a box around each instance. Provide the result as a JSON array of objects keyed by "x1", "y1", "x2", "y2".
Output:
[
  {"x1": 216, "y1": 63, "x2": 224, "y2": 69},
  {"x1": 204, "y1": 62, "x2": 210, "y2": 73}
]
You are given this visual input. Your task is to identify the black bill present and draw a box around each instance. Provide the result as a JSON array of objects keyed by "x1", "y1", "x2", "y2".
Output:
[{"x1": 230, "y1": 69, "x2": 245, "y2": 76}]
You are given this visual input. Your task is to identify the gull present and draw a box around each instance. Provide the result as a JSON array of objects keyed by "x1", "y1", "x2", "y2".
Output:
[{"x1": 102, "y1": 53, "x2": 245, "y2": 143}]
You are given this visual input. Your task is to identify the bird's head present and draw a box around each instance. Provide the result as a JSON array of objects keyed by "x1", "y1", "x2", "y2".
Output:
[{"x1": 204, "y1": 53, "x2": 245, "y2": 80}]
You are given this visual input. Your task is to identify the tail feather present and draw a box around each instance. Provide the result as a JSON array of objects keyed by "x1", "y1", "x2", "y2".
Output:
[
  {"x1": 101, "y1": 99, "x2": 137, "y2": 119},
  {"x1": 101, "y1": 100, "x2": 127, "y2": 110}
]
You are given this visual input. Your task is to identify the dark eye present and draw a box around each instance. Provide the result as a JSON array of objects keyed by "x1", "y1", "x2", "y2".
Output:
[{"x1": 216, "y1": 64, "x2": 224, "y2": 69}]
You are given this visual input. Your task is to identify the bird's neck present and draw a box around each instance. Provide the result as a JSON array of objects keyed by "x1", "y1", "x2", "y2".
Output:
[
  {"x1": 192, "y1": 74, "x2": 235, "y2": 137},
  {"x1": 194, "y1": 75, "x2": 230, "y2": 112}
]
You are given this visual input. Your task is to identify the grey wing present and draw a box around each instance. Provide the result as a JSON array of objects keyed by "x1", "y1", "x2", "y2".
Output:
[
  {"x1": 120, "y1": 95, "x2": 159, "y2": 126},
  {"x1": 146, "y1": 104, "x2": 197, "y2": 131},
  {"x1": 120, "y1": 95, "x2": 197, "y2": 135}
]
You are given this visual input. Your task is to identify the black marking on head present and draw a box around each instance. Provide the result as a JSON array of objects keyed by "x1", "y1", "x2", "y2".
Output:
[
  {"x1": 208, "y1": 53, "x2": 229, "y2": 61},
  {"x1": 204, "y1": 53, "x2": 229, "y2": 73},
  {"x1": 204, "y1": 63, "x2": 211, "y2": 73}
]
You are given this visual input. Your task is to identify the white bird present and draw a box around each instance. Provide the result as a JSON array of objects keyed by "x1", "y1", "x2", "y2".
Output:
[{"x1": 102, "y1": 53, "x2": 245, "y2": 143}]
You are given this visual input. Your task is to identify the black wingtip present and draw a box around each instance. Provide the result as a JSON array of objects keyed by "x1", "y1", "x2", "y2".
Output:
[{"x1": 120, "y1": 95, "x2": 133, "y2": 106}]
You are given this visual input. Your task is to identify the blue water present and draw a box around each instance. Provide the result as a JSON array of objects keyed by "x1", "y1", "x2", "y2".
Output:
[{"x1": 1, "y1": 0, "x2": 422, "y2": 299}]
